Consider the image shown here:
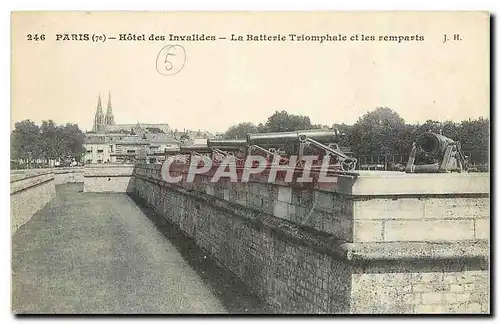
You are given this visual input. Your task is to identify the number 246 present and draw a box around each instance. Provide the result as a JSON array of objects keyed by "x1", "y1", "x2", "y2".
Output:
[{"x1": 27, "y1": 34, "x2": 45, "y2": 41}]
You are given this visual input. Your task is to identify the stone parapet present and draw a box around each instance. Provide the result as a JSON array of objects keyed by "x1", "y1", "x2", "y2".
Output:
[
  {"x1": 135, "y1": 164, "x2": 489, "y2": 244},
  {"x1": 83, "y1": 164, "x2": 135, "y2": 192},
  {"x1": 133, "y1": 163, "x2": 490, "y2": 314},
  {"x1": 10, "y1": 170, "x2": 56, "y2": 234}
]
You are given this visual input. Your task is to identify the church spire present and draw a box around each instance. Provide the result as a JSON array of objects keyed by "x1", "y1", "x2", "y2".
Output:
[
  {"x1": 106, "y1": 91, "x2": 112, "y2": 113},
  {"x1": 93, "y1": 93, "x2": 105, "y2": 132},
  {"x1": 105, "y1": 91, "x2": 115, "y2": 125},
  {"x1": 96, "y1": 92, "x2": 103, "y2": 114}
]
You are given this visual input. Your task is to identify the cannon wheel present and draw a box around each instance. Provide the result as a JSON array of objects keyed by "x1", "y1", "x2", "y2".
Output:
[{"x1": 341, "y1": 158, "x2": 356, "y2": 172}]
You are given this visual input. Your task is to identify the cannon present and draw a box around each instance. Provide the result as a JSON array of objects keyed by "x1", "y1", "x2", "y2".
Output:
[
  {"x1": 206, "y1": 139, "x2": 247, "y2": 163},
  {"x1": 297, "y1": 134, "x2": 357, "y2": 171},
  {"x1": 246, "y1": 129, "x2": 356, "y2": 171},
  {"x1": 247, "y1": 129, "x2": 341, "y2": 147},
  {"x1": 207, "y1": 139, "x2": 246, "y2": 159},
  {"x1": 405, "y1": 131, "x2": 468, "y2": 173},
  {"x1": 177, "y1": 142, "x2": 246, "y2": 164},
  {"x1": 207, "y1": 139, "x2": 247, "y2": 150},
  {"x1": 179, "y1": 145, "x2": 212, "y2": 154}
]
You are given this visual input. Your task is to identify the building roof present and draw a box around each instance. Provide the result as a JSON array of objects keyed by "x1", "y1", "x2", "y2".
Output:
[
  {"x1": 144, "y1": 133, "x2": 180, "y2": 144},
  {"x1": 105, "y1": 123, "x2": 171, "y2": 134}
]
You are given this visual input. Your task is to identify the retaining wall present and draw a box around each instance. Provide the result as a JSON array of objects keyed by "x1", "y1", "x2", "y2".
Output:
[
  {"x1": 83, "y1": 164, "x2": 135, "y2": 193},
  {"x1": 10, "y1": 170, "x2": 56, "y2": 234},
  {"x1": 132, "y1": 164, "x2": 490, "y2": 314}
]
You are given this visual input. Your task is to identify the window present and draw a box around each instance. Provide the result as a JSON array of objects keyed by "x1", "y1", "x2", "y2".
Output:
[
  {"x1": 86, "y1": 150, "x2": 92, "y2": 153},
  {"x1": 127, "y1": 150, "x2": 136, "y2": 154},
  {"x1": 97, "y1": 149, "x2": 104, "y2": 153},
  {"x1": 109, "y1": 145, "x2": 114, "y2": 153}
]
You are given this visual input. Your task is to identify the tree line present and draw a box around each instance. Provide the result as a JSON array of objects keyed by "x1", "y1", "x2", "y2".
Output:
[
  {"x1": 11, "y1": 120, "x2": 86, "y2": 166},
  {"x1": 10, "y1": 108, "x2": 489, "y2": 168},
  {"x1": 223, "y1": 108, "x2": 490, "y2": 165}
]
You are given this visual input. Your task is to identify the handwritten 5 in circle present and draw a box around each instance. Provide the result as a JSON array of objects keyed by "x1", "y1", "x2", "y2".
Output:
[{"x1": 156, "y1": 45, "x2": 186, "y2": 75}]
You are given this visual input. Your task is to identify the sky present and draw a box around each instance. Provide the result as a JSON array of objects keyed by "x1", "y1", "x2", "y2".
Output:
[{"x1": 11, "y1": 11, "x2": 490, "y2": 133}]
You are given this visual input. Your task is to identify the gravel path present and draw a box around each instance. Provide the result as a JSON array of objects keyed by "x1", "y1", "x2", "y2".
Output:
[{"x1": 12, "y1": 183, "x2": 265, "y2": 314}]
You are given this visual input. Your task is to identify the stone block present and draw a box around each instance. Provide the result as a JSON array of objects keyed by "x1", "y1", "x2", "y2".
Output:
[
  {"x1": 421, "y1": 292, "x2": 443, "y2": 304},
  {"x1": 248, "y1": 193, "x2": 263, "y2": 210},
  {"x1": 350, "y1": 172, "x2": 489, "y2": 196},
  {"x1": 332, "y1": 195, "x2": 353, "y2": 219},
  {"x1": 423, "y1": 198, "x2": 489, "y2": 219},
  {"x1": 414, "y1": 304, "x2": 446, "y2": 314},
  {"x1": 277, "y1": 186, "x2": 292, "y2": 204},
  {"x1": 474, "y1": 218, "x2": 489, "y2": 240},
  {"x1": 223, "y1": 188, "x2": 231, "y2": 201},
  {"x1": 449, "y1": 284, "x2": 465, "y2": 292},
  {"x1": 323, "y1": 215, "x2": 352, "y2": 241},
  {"x1": 273, "y1": 201, "x2": 290, "y2": 221},
  {"x1": 261, "y1": 197, "x2": 274, "y2": 214},
  {"x1": 205, "y1": 185, "x2": 214, "y2": 196},
  {"x1": 83, "y1": 176, "x2": 133, "y2": 193},
  {"x1": 466, "y1": 302, "x2": 482, "y2": 313},
  {"x1": 383, "y1": 219, "x2": 475, "y2": 242},
  {"x1": 353, "y1": 220, "x2": 384, "y2": 242},
  {"x1": 314, "y1": 191, "x2": 334, "y2": 212},
  {"x1": 420, "y1": 272, "x2": 443, "y2": 283},
  {"x1": 354, "y1": 198, "x2": 424, "y2": 220}
]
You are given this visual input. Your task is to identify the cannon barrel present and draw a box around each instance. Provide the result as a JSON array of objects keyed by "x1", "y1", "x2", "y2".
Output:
[
  {"x1": 179, "y1": 145, "x2": 212, "y2": 154},
  {"x1": 247, "y1": 129, "x2": 340, "y2": 146},
  {"x1": 207, "y1": 139, "x2": 247, "y2": 150},
  {"x1": 415, "y1": 132, "x2": 455, "y2": 158}
]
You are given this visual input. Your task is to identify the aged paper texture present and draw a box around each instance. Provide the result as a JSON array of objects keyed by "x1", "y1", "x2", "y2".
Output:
[{"x1": 11, "y1": 12, "x2": 490, "y2": 315}]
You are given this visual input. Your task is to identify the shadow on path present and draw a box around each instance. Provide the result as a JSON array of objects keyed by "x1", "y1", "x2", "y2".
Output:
[{"x1": 129, "y1": 194, "x2": 272, "y2": 314}]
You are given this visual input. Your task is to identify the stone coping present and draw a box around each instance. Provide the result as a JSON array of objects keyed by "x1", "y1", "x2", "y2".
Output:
[
  {"x1": 84, "y1": 165, "x2": 135, "y2": 177},
  {"x1": 135, "y1": 173, "x2": 489, "y2": 263},
  {"x1": 350, "y1": 172, "x2": 490, "y2": 196},
  {"x1": 84, "y1": 172, "x2": 134, "y2": 177},
  {"x1": 85, "y1": 164, "x2": 135, "y2": 168},
  {"x1": 53, "y1": 167, "x2": 83, "y2": 174},
  {"x1": 11, "y1": 167, "x2": 83, "y2": 182},
  {"x1": 10, "y1": 172, "x2": 54, "y2": 195},
  {"x1": 339, "y1": 241, "x2": 489, "y2": 261},
  {"x1": 10, "y1": 170, "x2": 53, "y2": 183}
]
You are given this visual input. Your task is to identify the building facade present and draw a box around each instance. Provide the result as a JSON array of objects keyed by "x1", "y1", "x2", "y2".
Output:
[{"x1": 84, "y1": 93, "x2": 179, "y2": 164}]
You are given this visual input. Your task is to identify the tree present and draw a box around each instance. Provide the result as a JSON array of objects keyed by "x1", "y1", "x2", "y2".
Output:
[
  {"x1": 350, "y1": 107, "x2": 407, "y2": 156},
  {"x1": 11, "y1": 120, "x2": 86, "y2": 165},
  {"x1": 263, "y1": 111, "x2": 314, "y2": 132},
  {"x1": 458, "y1": 117, "x2": 489, "y2": 164},
  {"x1": 332, "y1": 123, "x2": 353, "y2": 147},
  {"x1": 224, "y1": 122, "x2": 259, "y2": 139},
  {"x1": 61, "y1": 123, "x2": 86, "y2": 161},
  {"x1": 11, "y1": 120, "x2": 41, "y2": 161},
  {"x1": 217, "y1": 108, "x2": 489, "y2": 168},
  {"x1": 40, "y1": 120, "x2": 59, "y2": 160}
]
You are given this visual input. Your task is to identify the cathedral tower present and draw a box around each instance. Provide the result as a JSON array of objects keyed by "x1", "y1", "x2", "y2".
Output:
[
  {"x1": 105, "y1": 91, "x2": 115, "y2": 126},
  {"x1": 92, "y1": 93, "x2": 105, "y2": 132}
]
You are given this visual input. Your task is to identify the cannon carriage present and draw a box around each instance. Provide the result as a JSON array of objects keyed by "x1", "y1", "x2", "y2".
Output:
[
  {"x1": 246, "y1": 129, "x2": 357, "y2": 171},
  {"x1": 405, "y1": 131, "x2": 469, "y2": 173},
  {"x1": 163, "y1": 128, "x2": 469, "y2": 174},
  {"x1": 165, "y1": 129, "x2": 356, "y2": 172}
]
